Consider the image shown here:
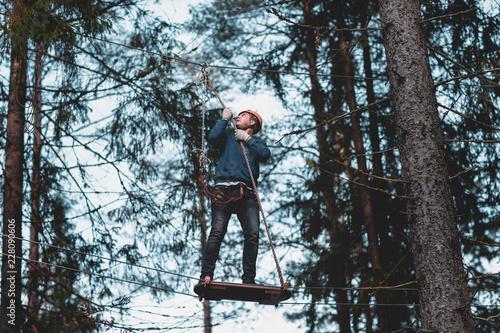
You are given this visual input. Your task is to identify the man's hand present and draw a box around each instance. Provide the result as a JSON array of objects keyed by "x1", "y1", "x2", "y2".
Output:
[
  {"x1": 222, "y1": 107, "x2": 232, "y2": 120},
  {"x1": 235, "y1": 129, "x2": 251, "y2": 143}
]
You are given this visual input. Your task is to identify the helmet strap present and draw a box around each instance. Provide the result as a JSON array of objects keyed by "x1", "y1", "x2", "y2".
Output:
[{"x1": 238, "y1": 116, "x2": 256, "y2": 132}]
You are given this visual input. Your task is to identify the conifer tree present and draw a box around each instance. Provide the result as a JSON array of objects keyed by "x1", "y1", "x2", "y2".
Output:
[
  {"x1": 187, "y1": 0, "x2": 499, "y2": 330},
  {"x1": 378, "y1": 0, "x2": 474, "y2": 330},
  {"x1": 1, "y1": 0, "x2": 149, "y2": 331},
  {"x1": 1, "y1": 0, "x2": 28, "y2": 331}
]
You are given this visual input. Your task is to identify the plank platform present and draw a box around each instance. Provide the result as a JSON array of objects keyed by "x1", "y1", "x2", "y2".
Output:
[{"x1": 194, "y1": 280, "x2": 291, "y2": 306}]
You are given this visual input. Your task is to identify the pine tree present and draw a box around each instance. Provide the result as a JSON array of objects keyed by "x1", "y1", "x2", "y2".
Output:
[
  {"x1": 1, "y1": 1, "x2": 151, "y2": 331},
  {"x1": 378, "y1": 0, "x2": 474, "y2": 330},
  {"x1": 1, "y1": 0, "x2": 29, "y2": 331}
]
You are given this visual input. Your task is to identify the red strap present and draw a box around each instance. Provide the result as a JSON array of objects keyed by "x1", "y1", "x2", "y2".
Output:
[{"x1": 199, "y1": 174, "x2": 244, "y2": 204}]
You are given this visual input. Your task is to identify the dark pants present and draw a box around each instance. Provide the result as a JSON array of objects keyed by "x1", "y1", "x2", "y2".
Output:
[{"x1": 200, "y1": 197, "x2": 260, "y2": 283}]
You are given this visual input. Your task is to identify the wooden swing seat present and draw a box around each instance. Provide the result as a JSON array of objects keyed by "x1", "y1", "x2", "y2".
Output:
[{"x1": 194, "y1": 280, "x2": 291, "y2": 306}]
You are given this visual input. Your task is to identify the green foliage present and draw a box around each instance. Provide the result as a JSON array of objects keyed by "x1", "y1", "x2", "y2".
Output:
[
  {"x1": 7, "y1": 0, "x2": 114, "y2": 43},
  {"x1": 1, "y1": 0, "x2": 190, "y2": 331}
]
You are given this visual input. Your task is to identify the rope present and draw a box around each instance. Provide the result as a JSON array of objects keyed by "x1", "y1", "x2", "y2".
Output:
[
  {"x1": 2, "y1": 233, "x2": 198, "y2": 281},
  {"x1": 1, "y1": 252, "x2": 196, "y2": 299},
  {"x1": 196, "y1": 64, "x2": 211, "y2": 177},
  {"x1": 42, "y1": 34, "x2": 498, "y2": 89},
  {"x1": 205, "y1": 76, "x2": 288, "y2": 289},
  {"x1": 199, "y1": 63, "x2": 209, "y2": 153}
]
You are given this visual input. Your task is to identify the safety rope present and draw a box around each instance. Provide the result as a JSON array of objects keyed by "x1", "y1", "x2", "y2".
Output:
[
  {"x1": 197, "y1": 64, "x2": 210, "y2": 177},
  {"x1": 196, "y1": 64, "x2": 241, "y2": 205},
  {"x1": 205, "y1": 76, "x2": 288, "y2": 290}
]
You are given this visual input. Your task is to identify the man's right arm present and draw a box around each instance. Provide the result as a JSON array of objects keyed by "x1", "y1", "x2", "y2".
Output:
[{"x1": 208, "y1": 119, "x2": 229, "y2": 145}]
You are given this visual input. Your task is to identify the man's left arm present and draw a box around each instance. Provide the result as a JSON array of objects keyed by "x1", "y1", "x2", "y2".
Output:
[{"x1": 246, "y1": 138, "x2": 271, "y2": 162}]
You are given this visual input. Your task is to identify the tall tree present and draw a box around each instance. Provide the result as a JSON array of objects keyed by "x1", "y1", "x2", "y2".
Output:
[
  {"x1": 1, "y1": 0, "x2": 29, "y2": 331},
  {"x1": 1, "y1": 0, "x2": 154, "y2": 331},
  {"x1": 301, "y1": 1, "x2": 352, "y2": 330},
  {"x1": 378, "y1": 0, "x2": 474, "y2": 331},
  {"x1": 27, "y1": 44, "x2": 44, "y2": 333}
]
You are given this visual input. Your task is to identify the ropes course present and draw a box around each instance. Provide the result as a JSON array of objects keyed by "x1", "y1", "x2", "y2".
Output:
[
  {"x1": 17, "y1": 27, "x2": 498, "y2": 277},
  {"x1": 17, "y1": 27, "x2": 498, "y2": 291},
  {"x1": 6, "y1": 4, "x2": 499, "y2": 331},
  {"x1": 192, "y1": 67, "x2": 290, "y2": 306},
  {"x1": 204, "y1": 74, "x2": 287, "y2": 286}
]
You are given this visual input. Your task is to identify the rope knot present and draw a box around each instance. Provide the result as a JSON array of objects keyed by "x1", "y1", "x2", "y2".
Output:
[{"x1": 199, "y1": 62, "x2": 210, "y2": 85}]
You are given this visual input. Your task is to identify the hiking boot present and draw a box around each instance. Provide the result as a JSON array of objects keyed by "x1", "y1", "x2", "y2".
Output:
[
  {"x1": 198, "y1": 276, "x2": 212, "y2": 284},
  {"x1": 242, "y1": 279, "x2": 256, "y2": 285}
]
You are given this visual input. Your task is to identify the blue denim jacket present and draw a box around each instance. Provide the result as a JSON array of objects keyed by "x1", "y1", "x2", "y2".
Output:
[{"x1": 208, "y1": 119, "x2": 271, "y2": 186}]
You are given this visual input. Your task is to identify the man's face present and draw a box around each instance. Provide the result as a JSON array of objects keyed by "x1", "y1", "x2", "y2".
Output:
[{"x1": 236, "y1": 112, "x2": 254, "y2": 129}]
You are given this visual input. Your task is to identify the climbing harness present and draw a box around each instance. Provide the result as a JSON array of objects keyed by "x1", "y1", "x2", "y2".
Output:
[
  {"x1": 200, "y1": 180, "x2": 246, "y2": 204},
  {"x1": 194, "y1": 70, "x2": 289, "y2": 299}
]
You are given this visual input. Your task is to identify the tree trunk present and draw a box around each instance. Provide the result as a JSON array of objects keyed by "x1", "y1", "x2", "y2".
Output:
[
  {"x1": 378, "y1": 0, "x2": 474, "y2": 331},
  {"x1": 27, "y1": 45, "x2": 44, "y2": 333},
  {"x1": 361, "y1": 33, "x2": 383, "y2": 179},
  {"x1": 302, "y1": 1, "x2": 351, "y2": 332},
  {"x1": 335, "y1": 2, "x2": 388, "y2": 329},
  {"x1": 1, "y1": 1, "x2": 28, "y2": 332},
  {"x1": 199, "y1": 184, "x2": 212, "y2": 333},
  {"x1": 338, "y1": 13, "x2": 381, "y2": 274},
  {"x1": 192, "y1": 71, "x2": 212, "y2": 333}
]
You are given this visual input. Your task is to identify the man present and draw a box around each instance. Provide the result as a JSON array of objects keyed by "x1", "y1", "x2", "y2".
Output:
[{"x1": 200, "y1": 108, "x2": 271, "y2": 285}]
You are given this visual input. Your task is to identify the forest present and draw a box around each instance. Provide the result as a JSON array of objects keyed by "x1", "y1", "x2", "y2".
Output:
[{"x1": 0, "y1": 0, "x2": 499, "y2": 332}]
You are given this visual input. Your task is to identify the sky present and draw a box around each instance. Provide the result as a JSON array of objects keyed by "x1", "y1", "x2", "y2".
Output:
[{"x1": 153, "y1": 0, "x2": 287, "y2": 119}]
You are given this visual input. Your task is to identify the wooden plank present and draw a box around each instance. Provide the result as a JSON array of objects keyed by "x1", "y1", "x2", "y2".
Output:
[{"x1": 194, "y1": 281, "x2": 291, "y2": 306}]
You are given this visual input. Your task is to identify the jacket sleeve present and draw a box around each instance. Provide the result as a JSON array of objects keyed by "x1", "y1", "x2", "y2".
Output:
[
  {"x1": 208, "y1": 119, "x2": 229, "y2": 148},
  {"x1": 246, "y1": 137, "x2": 271, "y2": 162}
]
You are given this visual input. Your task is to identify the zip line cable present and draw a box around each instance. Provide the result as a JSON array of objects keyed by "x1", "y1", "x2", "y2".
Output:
[
  {"x1": 2, "y1": 245, "x2": 498, "y2": 308},
  {"x1": 74, "y1": 32, "x2": 203, "y2": 70},
  {"x1": 1, "y1": 251, "x2": 198, "y2": 299},
  {"x1": 38, "y1": 35, "x2": 499, "y2": 90},
  {"x1": 280, "y1": 301, "x2": 500, "y2": 308},
  {"x1": 8, "y1": 247, "x2": 498, "y2": 310},
  {"x1": 75, "y1": 32, "x2": 387, "y2": 81},
  {"x1": 6, "y1": 11, "x2": 498, "y2": 90},
  {"x1": 32, "y1": 41, "x2": 500, "y2": 147},
  {"x1": 1, "y1": 233, "x2": 198, "y2": 281},
  {"x1": 75, "y1": 30, "x2": 500, "y2": 89}
]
